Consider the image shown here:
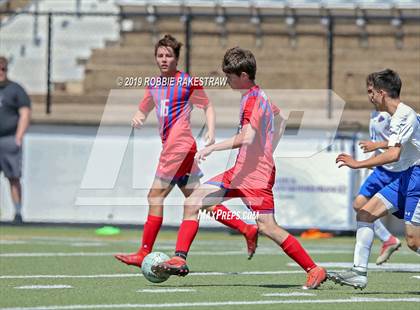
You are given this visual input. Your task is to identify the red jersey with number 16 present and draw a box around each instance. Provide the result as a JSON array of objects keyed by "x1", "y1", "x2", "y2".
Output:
[{"x1": 138, "y1": 71, "x2": 209, "y2": 181}]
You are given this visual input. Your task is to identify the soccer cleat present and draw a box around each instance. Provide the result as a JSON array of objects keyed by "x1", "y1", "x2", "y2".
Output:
[
  {"x1": 152, "y1": 256, "x2": 189, "y2": 277},
  {"x1": 245, "y1": 225, "x2": 258, "y2": 260},
  {"x1": 376, "y1": 236, "x2": 401, "y2": 265},
  {"x1": 302, "y1": 266, "x2": 327, "y2": 289},
  {"x1": 327, "y1": 268, "x2": 367, "y2": 290},
  {"x1": 114, "y1": 251, "x2": 148, "y2": 268},
  {"x1": 13, "y1": 214, "x2": 23, "y2": 224}
]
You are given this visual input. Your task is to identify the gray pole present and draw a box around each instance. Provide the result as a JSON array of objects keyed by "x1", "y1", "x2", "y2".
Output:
[
  {"x1": 327, "y1": 17, "x2": 334, "y2": 119},
  {"x1": 33, "y1": 0, "x2": 39, "y2": 45},
  {"x1": 185, "y1": 13, "x2": 191, "y2": 74},
  {"x1": 46, "y1": 12, "x2": 52, "y2": 114}
]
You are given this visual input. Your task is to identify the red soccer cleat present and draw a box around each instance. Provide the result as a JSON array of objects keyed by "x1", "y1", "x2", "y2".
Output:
[
  {"x1": 245, "y1": 225, "x2": 258, "y2": 260},
  {"x1": 152, "y1": 256, "x2": 189, "y2": 277},
  {"x1": 302, "y1": 266, "x2": 327, "y2": 289},
  {"x1": 114, "y1": 251, "x2": 148, "y2": 268},
  {"x1": 376, "y1": 236, "x2": 401, "y2": 265}
]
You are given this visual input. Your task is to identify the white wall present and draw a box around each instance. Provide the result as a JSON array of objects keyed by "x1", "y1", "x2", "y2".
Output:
[{"x1": 0, "y1": 127, "x2": 356, "y2": 229}]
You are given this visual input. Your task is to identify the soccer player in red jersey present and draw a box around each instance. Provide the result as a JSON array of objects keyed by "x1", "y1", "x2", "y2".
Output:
[
  {"x1": 154, "y1": 47, "x2": 327, "y2": 289},
  {"x1": 115, "y1": 36, "x2": 258, "y2": 268}
]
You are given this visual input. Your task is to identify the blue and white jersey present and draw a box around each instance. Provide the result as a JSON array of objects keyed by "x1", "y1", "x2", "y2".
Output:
[
  {"x1": 369, "y1": 111, "x2": 391, "y2": 143},
  {"x1": 387, "y1": 102, "x2": 420, "y2": 171},
  {"x1": 369, "y1": 111, "x2": 404, "y2": 172}
]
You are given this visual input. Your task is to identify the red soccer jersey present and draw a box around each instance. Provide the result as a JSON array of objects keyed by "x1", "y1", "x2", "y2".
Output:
[
  {"x1": 138, "y1": 71, "x2": 209, "y2": 155},
  {"x1": 229, "y1": 85, "x2": 280, "y2": 189}
]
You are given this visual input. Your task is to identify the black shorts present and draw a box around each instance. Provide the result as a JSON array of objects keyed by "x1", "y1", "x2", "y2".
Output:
[{"x1": 0, "y1": 135, "x2": 22, "y2": 178}]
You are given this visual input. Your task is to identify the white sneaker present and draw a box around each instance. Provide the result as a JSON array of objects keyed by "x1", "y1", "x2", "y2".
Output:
[{"x1": 328, "y1": 267, "x2": 368, "y2": 290}]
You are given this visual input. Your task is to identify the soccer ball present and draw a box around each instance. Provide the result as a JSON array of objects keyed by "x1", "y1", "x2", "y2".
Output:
[{"x1": 141, "y1": 252, "x2": 170, "y2": 283}]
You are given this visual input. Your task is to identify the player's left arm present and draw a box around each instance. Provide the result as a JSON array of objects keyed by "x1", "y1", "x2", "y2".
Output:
[
  {"x1": 359, "y1": 140, "x2": 388, "y2": 153},
  {"x1": 272, "y1": 111, "x2": 287, "y2": 151},
  {"x1": 16, "y1": 107, "x2": 31, "y2": 147},
  {"x1": 15, "y1": 85, "x2": 32, "y2": 147},
  {"x1": 336, "y1": 145, "x2": 401, "y2": 169},
  {"x1": 203, "y1": 103, "x2": 216, "y2": 146},
  {"x1": 190, "y1": 85, "x2": 216, "y2": 146},
  {"x1": 195, "y1": 124, "x2": 255, "y2": 162}
]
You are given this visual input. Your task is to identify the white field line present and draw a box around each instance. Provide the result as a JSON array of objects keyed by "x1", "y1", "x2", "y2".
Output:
[
  {"x1": 1, "y1": 237, "x2": 414, "y2": 255},
  {"x1": 0, "y1": 249, "x2": 363, "y2": 258},
  {"x1": 1, "y1": 236, "x2": 351, "y2": 247},
  {"x1": 413, "y1": 276, "x2": 420, "y2": 279},
  {"x1": 0, "y1": 240, "x2": 106, "y2": 247},
  {"x1": 0, "y1": 252, "x2": 117, "y2": 257},
  {"x1": 288, "y1": 262, "x2": 420, "y2": 272},
  {"x1": 68, "y1": 243, "x2": 105, "y2": 247},
  {"x1": 0, "y1": 237, "x2": 191, "y2": 245},
  {"x1": 1, "y1": 236, "x2": 261, "y2": 245},
  {"x1": 0, "y1": 270, "x2": 304, "y2": 280},
  {"x1": 1, "y1": 274, "x2": 142, "y2": 279},
  {"x1": 14, "y1": 285, "x2": 72, "y2": 290},
  {"x1": 0, "y1": 298, "x2": 419, "y2": 310},
  {"x1": 0, "y1": 236, "x2": 389, "y2": 248},
  {"x1": 0, "y1": 236, "x2": 338, "y2": 246},
  {"x1": 0, "y1": 240, "x2": 176, "y2": 249},
  {"x1": 3, "y1": 236, "x2": 417, "y2": 257},
  {"x1": 0, "y1": 241, "x2": 27, "y2": 245},
  {"x1": 262, "y1": 292, "x2": 316, "y2": 297},
  {"x1": 2, "y1": 266, "x2": 417, "y2": 280},
  {"x1": 137, "y1": 289, "x2": 196, "y2": 293}
]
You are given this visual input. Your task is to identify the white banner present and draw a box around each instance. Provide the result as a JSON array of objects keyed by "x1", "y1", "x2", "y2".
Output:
[
  {"x1": 274, "y1": 154, "x2": 354, "y2": 230},
  {"x1": 0, "y1": 132, "x2": 356, "y2": 230}
]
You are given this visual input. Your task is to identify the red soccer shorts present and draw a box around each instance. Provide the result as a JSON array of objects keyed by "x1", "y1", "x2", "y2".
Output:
[
  {"x1": 205, "y1": 167, "x2": 275, "y2": 213},
  {"x1": 155, "y1": 142, "x2": 203, "y2": 186}
]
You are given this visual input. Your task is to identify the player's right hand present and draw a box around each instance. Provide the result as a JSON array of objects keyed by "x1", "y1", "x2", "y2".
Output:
[
  {"x1": 195, "y1": 146, "x2": 214, "y2": 163},
  {"x1": 131, "y1": 111, "x2": 145, "y2": 128},
  {"x1": 336, "y1": 153, "x2": 360, "y2": 169}
]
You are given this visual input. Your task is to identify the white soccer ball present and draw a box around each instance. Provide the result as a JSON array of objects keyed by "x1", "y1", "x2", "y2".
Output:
[{"x1": 141, "y1": 252, "x2": 170, "y2": 283}]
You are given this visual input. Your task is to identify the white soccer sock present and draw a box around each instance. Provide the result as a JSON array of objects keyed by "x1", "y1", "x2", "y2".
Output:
[
  {"x1": 15, "y1": 203, "x2": 22, "y2": 215},
  {"x1": 354, "y1": 221, "x2": 374, "y2": 272},
  {"x1": 373, "y1": 219, "x2": 392, "y2": 242}
]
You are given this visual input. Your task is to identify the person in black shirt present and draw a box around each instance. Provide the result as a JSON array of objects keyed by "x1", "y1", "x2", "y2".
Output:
[{"x1": 0, "y1": 56, "x2": 31, "y2": 223}]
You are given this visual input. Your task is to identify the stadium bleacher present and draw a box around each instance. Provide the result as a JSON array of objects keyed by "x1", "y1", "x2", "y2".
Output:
[
  {"x1": 0, "y1": 0, "x2": 119, "y2": 92},
  {"x1": 0, "y1": 0, "x2": 419, "y2": 127}
]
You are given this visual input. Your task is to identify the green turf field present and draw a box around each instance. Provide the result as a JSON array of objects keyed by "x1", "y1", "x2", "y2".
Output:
[{"x1": 0, "y1": 226, "x2": 419, "y2": 310}]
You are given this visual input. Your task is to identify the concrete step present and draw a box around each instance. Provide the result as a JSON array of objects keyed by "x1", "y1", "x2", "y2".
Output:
[
  {"x1": 121, "y1": 29, "x2": 420, "y2": 50},
  {"x1": 101, "y1": 32, "x2": 419, "y2": 59},
  {"x1": 31, "y1": 101, "x2": 375, "y2": 129},
  {"x1": 30, "y1": 93, "x2": 110, "y2": 105}
]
